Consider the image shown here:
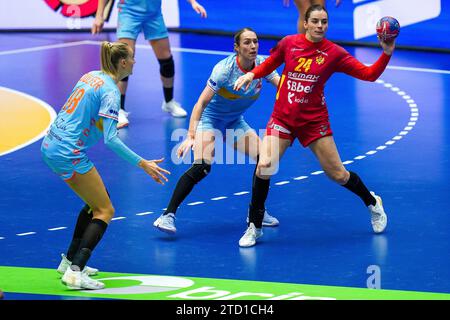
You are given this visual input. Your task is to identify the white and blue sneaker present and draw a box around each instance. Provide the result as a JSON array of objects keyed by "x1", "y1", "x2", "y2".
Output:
[
  {"x1": 153, "y1": 213, "x2": 177, "y2": 234},
  {"x1": 246, "y1": 210, "x2": 279, "y2": 227},
  {"x1": 239, "y1": 223, "x2": 263, "y2": 248},
  {"x1": 57, "y1": 253, "x2": 98, "y2": 276},
  {"x1": 368, "y1": 192, "x2": 388, "y2": 234}
]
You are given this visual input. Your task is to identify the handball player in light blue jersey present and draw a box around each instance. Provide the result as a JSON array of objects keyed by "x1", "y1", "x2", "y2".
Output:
[
  {"x1": 153, "y1": 28, "x2": 281, "y2": 235},
  {"x1": 41, "y1": 42, "x2": 170, "y2": 290},
  {"x1": 92, "y1": 0, "x2": 207, "y2": 128}
]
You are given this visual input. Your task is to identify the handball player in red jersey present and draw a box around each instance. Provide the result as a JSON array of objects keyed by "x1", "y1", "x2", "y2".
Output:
[{"x1": 234, "y1": 4, "x2": 396, "y2": 247}]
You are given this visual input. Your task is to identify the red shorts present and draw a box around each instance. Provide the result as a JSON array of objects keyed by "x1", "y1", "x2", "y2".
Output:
[{"x1": 265, "y1": 115, "x2": 333, "y2": 147}]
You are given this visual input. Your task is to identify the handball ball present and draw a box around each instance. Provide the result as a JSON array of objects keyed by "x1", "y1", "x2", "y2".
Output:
[{"x1": 376, "y1": 16, "x2": 400, "y2": 41}]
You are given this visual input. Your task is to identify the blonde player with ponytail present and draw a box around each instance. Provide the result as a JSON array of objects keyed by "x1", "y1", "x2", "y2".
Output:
[{"x1": 41, "y1": 42, "x2": 170, "y2": 290}]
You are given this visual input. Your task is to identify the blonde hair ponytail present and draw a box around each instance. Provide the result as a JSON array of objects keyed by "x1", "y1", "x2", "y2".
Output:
[{"x1": 100, "y1": 41, "x2": 130, "y2": 79}]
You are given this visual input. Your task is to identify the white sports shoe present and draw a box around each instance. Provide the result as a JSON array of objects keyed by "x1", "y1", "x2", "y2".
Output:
[
  {"x1": 153, "y1": 213, "x2": 176, "y2": 234},
  {"x1": 161, "y1": 99, "x2": 187, "y2": 118},
  {"x1": 57, "y1": 253, "x2": 99, "y2": 276},
  {"x1": 117, "y1": 109, "x2": 129, "y2": 129},
  {"x1": 239, "y1": 223, "x2": 263, "y2": 248},
  {"x1": 368, "y1": 191, "x2": 388, "y2": 234},
  {"x1": 247, "y1": 210, "x2": 279, "y2": 227},
  {"x1": 61, "y1": 267, "x2": 105, "y2": 290}
]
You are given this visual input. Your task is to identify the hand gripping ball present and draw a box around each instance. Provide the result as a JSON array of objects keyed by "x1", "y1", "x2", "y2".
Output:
[{"x1": 376, "y1": 16, "x2": 400, "y2": 41}]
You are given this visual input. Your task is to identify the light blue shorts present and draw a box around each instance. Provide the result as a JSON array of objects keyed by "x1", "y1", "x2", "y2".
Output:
[
  {"x1": 197, "y1": 116, "x2": 254, "y2": 143},
  {"x1": 117, "y1": 11, "x2": 168, "y2": 41},
  {"x1": 41, "y1": 153, "x2": 94, "y2": 181}
]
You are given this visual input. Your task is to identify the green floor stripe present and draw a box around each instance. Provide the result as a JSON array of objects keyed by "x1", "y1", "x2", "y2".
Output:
[{"x1": 1, "y1": 266, "x2": 449, "y2": 300}]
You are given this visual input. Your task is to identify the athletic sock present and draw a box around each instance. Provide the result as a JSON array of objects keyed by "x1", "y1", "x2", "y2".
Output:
[
  {"x1": 251, "y1": 174, "x2": 270, "y2": 211},
  {"x1": 163, "y1": 87, "x2": 173, "y2": 103},
  {"x1": 164, "y1": 173, "x2": 196, "y2": 215},
  {"x1": 66, "y1": 204, "x2": 92, "y2": 261},
  {"x1": 71, "y1": 219, "x2": 108, "y2": 271},
  {"x1": 342, "y1": 171, "x2": 376, "y2": 206}
]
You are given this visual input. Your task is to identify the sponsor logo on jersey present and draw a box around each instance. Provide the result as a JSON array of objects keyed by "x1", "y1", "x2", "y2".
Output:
[
  {"x1": 287, "y1": 72, "x2": 320, "y2": 82},
  {"x1": 287, "y1": 80, "x2": 315, "y2": 93}
]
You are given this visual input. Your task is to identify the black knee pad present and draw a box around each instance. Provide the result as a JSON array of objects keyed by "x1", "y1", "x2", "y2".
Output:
[
  {"x1": 158, "y1": 56, "x2": 175, "y2": 78},
  {"x1": 185, "y1": 160, "x2": 211, "y2": 183}
]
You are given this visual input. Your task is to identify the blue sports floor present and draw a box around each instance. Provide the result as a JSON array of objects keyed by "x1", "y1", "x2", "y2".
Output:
[{"x1": 0, "y1": 31, "x2": 449, "y2": 299}]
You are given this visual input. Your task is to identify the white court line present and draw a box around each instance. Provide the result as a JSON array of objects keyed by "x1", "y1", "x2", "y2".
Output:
[
  {"x1": 234, "y1": 191, "x2": 249, "y2": 196},
  {"x1": 387, "y1": 65, "x2": 450, "y2": 75},
  {"x1": 48, "y1": 227, "x2": 67, "y2": 231},
  {"x1": 0, "y1": 40, "x2": 91, "y2": 56},
  {"x1": 211, "y1": 196, "x2": 227, "y2": 201},
  {"x1": 293, "y1": 176, "x2": 308, "y2": 180},
  {"x1": 136, "y1": 211, "x2": 153, "y2": 216},
  {"x1": 1, "y1": 40, "x2": 449, "y2": 74},
  {"x1": 16, "y1": 232, "x2": 36, "y2": 236},
  {"x1": 275, "y1": 181, "x2": 290, "y2": 186},
  {"x1": 111, "y1": 217, "x2": 126, "y2": 221},
  {"x1": 187, "y1": 201, "x2": 204, "y2": 206}
]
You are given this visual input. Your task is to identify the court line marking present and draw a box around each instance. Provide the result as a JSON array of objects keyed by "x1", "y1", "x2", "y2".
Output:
[
  {"x1": 136, "y1": 211, "x2": 154, "y2": 216},
  {"x1": 48, "y1": 227, "x2": 67, "y2": 231},
  {"x1": 0, "y1": 86, "x2": 57, "y2": 157},
  {"x1": 111, "y1": 217, "x2": 127, "y2": 221},
  {"x1": 0, "y1": 40, "x2": 92, "y2": 56},
  {"x1": 16, "y1": 232, "x2": 36, "y2": 237},
  {"x1": 1, "y1": 40, "x2": 448, "y2": 75}
]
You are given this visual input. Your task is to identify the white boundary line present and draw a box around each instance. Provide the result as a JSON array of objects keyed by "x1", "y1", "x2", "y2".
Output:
[
  {"x1": 0, "y1": 40, "x2": 91, "y2": 56},
  {"x1": 0, "y1": 86, "x2": 57, "y2": 157},
  {"x1": 0, "y1": 40, "x2": 448, "y2": 74}
]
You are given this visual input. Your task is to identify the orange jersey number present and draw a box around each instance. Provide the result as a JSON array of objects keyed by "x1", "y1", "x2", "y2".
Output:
[{"x1": 62, "y1": 88, "x2": 85, "y2": 114}]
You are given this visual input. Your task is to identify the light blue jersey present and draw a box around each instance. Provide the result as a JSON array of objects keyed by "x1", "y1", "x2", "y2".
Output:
[
  {"x1": 203, "y1": 54, "x2": 278, "y2": 122},
  {"x1": 41, "y1": 71, "x2": 142, "y2": 180}
]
